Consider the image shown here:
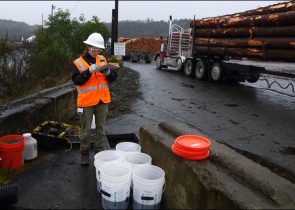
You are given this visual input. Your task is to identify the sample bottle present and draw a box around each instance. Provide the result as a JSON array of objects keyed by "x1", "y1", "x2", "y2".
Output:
[{"x1": 23, "y1": 133, "x2": 38, "y2": 161}]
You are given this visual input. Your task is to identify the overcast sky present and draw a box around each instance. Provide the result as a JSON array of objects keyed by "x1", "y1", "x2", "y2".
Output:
[{"x1": 0, "y1": 1, "x2": 283, "y2": 26}]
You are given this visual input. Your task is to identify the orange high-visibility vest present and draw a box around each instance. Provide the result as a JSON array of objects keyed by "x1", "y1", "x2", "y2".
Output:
[{"x1": 73, "y1": 55, "x2": 111, "y2": 107}]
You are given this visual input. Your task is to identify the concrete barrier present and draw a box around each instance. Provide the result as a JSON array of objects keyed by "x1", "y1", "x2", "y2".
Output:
[
  {"x1": 139, "y1": 121, "x2": 295, "y2": 209},
  {"x1": 0, "y1": 82, "x2": 76, "y2": 135}
]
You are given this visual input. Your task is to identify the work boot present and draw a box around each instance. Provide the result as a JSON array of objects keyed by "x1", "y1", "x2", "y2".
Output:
[{"x1": 80, "y1": 149, "x2": 89, "y2": 166}]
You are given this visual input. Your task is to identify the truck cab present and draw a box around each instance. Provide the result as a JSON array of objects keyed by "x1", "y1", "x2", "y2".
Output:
[{"x1": 156, "y1": 16, "x2": 193, "y2": 72}]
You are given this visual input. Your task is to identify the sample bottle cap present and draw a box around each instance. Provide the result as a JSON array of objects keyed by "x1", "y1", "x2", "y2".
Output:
[{"x1": 23, "y1": 133, "x2": 32, "y2": 138}]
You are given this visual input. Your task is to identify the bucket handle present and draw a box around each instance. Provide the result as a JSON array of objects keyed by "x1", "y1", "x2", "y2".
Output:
[
  {"x1": 100, "y1": 189, "x2": 111, "y2": 197},
  {"x1": 162, "y1": 181, "x2": 166, "y2": 193}
]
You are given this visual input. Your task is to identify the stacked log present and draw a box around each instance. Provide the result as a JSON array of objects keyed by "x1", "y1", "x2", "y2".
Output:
[
  {"x1": 190, "y1": 1, "x2": 295, "y2": 62},
  {"x1": 118, "y1": 37, "x2": 130, "y2": 42},
  {"x1": 194, "y1": 26, "x2": 295, "y2": 38},
  {"x1": 195, "y1": 38, "x2": 295, "y2": 49},
  {"x1": 121, "y1": 37, "x2": 161, "y2": 56},
  {"x1": 197, "y1": 1, "x2": 295, "y2": 22}
]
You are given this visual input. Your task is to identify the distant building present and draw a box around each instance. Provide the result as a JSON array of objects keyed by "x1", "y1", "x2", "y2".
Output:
[{"x1": 25, "y1": 35, "x2": 36, "y2": 43}]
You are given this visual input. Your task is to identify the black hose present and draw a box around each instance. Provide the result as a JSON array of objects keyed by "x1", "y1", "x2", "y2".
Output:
[
  {"x1": 0, "y1": 182, "x2": 18, "y2": 206},
  {"x1": 259, "y1": 78, "x2": 295, "y2": 93}
]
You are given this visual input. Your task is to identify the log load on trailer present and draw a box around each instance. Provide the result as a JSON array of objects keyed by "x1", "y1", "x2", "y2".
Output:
[
  {"x1": 119, "y1": 37, "x2": 161, "y2": 63},
  {"x1": 155, "y1": 1, "x2": 295, "y2": 83}
]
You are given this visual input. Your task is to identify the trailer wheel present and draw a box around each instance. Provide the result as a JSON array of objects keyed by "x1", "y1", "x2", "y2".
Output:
[
  {"x1": 195, "y1": 60, "x2": 207, "y2": 80},
  {"x1": 130, "y1": 56, "x2": 136, "y2": 63},
  {"x1": 246, "y1": 72, "x2": 260, "y2": 83},
  {"x1": 210, "y1": 62, "x2": 223, "y2": 82},
  {"x1": 176, "y1": 58, "x2": 184, "y2": 71},
  {"x1": 155, "y1": 55, "x2": 162, "y2": 70},
  {"x1": 183, "y1": 59, "x2": 194, "y2": 76}
]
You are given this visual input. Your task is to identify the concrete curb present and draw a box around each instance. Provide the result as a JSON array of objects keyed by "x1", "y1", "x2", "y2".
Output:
[
  {"x1": 139, "y1": 121, "x2": 295, "y2": 209},
  {"x1": 0, "y1": 82, "x2": 76, "y2": 135}
]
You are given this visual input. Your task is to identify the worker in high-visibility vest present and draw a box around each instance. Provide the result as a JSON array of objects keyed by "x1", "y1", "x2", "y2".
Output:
[{"x1": 71, "y1": 32, "x2": 117, "y2": 166}]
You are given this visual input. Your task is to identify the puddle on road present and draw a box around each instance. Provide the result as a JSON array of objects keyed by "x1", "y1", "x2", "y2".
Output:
[
  {"x1": 229, "y1": 119, "x2": 239, "y2": 125},
  {"x1": 180, "y1": 83, "x2": 194, "y2": 88},
  {"x1": 171, "y1": 98, "x2": 186, "y2": 102},
  {"x1": 280, "y1": 147, "x2": 295, "y2": 155},
  {"x1": 224, "y1": 103, "x2": 239, "y2": 107},
  {"x1": 251, "y1": 113, "x2": 260, "y2": 117}
]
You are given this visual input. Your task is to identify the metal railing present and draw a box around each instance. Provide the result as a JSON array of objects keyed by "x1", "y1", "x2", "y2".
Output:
[{"x1": 168, "y1": 24, "x2": 191, "y2": 56}]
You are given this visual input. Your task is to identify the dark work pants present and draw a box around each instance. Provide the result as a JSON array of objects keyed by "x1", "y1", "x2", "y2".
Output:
[{"x1": 80, "y1": 102, "x2": 109, "y2": 151}]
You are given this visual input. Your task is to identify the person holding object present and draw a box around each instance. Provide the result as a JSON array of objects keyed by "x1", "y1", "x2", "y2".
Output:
[{"x1": 71, "y1": 32, "x2": 118, "y2": 166}]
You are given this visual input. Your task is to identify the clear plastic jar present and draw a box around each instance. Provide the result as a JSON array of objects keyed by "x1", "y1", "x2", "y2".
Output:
[{"x1": 23, "y1": 133, "x2": 38, "y2": 161}]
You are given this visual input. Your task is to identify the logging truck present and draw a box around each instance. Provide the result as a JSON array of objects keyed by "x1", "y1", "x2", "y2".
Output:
[
  {"x1": 120, "y1": 37, "x2": 161, "y2": 63},
  {"x1": 155, "y1": 1, "x2": 295, "y2": 82}
]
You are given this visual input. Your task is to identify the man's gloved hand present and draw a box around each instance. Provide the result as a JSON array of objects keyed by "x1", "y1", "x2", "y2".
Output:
[{"x1": 89, "y1": 64, "x2": 99, "y2": 73}]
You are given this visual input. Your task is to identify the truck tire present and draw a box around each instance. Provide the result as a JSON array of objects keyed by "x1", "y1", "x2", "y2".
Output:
[
  {"x1": 210, "y1": 62, "x2": 223, "y2": 82},
  {"x1": 144, "y1": 55, "x2": 151, "y2": 63},
  {"x1": 130, "y1": 56, "x2": 135, "y2": 63},
  {"x1": 183, "y1": 59, "x2": 194, "y2": 76},
  {"x1": 246, "y1": 72, "x2": 260, "y2": 83},
  {"x1": 155, "y1": 55, "x2": 162, "y2": 70},
  {"x1": 176, "y1": 57, "x2": 184, "y2": 71},
  {"x1": 195, "y1": 60, "x2": 207, "y2": 80}
]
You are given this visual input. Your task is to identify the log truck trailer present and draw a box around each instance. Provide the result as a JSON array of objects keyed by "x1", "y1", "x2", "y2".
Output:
[{"x1": 155, "y1": 1, "x2": 295, "y2": 82}]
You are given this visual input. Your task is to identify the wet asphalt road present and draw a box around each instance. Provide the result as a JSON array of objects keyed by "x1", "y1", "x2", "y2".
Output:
[{"x1": 107, "y1": 61, "x2": 295, "y2": 182}]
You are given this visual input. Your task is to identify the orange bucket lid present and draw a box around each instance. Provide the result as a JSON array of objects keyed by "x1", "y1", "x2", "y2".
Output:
[
  {"x1": 172, "y1": 143, "x2": 208, "y2": 156},
  {"x1": 172, "y1": 144, "x2": 209, "y2": 160},
  {"x1": 174, "y1": 135, "x2": 211, "y2": 152}
]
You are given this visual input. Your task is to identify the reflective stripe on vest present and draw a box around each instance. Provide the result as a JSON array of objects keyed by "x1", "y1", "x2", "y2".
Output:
[
  {"x1": 97, "y1": 55, "x2": 107, "y2": 66},
  {"x1": 75, "y1": 59, "x2": 87, "y2": 71},
  {"x1": 77, "y1": 85, "x2": 98, "y2": 93},
  {"x1": 99, "y1": 84, "x2": 109, "y2": 89}
]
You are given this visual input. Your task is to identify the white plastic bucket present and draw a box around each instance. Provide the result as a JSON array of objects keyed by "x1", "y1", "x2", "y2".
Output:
[
  {"x1": 115, "y1": 142, "x2": 141, "y2": 157},
  {"x1": 100, "y1": 162, "x2": 133, "y2": 210},
  {"x1": 123, "y1": 152, "x2": 152, "y2": 169},
  {"x1": 94, "y1": 150, "x2": 123, "y2": 192},
  {"x1": 132, "y1": 165, "x2": 165, "y2": 209}
]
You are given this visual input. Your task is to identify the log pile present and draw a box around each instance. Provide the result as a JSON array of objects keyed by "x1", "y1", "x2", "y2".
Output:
[
  {"x1": 190, "y1": 1, "x2": 295, "y2": 62},
  {"x1": 119, "y1": 37, "x2": 161, "y2": 55}
]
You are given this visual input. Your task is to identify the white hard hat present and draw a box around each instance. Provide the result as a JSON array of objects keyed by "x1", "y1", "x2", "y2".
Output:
[{"x1": 83, "y1": 32, "x2": 105, "y2": 49}]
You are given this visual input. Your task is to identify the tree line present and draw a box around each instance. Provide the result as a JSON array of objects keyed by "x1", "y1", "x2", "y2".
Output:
[
  {"x1": 105, "y1": 18, "x2": 192, "y2": 38},
  {"x1": 0, "y1": 18, "x2": 192, "y2": 41},
  {"x1": 0, "y1": 19, "x2": 38, "y2": 42}
]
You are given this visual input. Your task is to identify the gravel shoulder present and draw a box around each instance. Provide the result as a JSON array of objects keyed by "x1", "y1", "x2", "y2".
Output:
[{"x1": 108, "y1": 66, "x2": 141, "y2": 118}]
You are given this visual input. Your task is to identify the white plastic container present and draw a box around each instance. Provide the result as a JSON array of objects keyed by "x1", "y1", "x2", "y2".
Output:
[
  {"x1": 94, "y1": 150, "x2": 123, "y2": 192},
  {"x1": 115, "y1": 142, "x2": 141, "y2": 157},
  {"x1": 100, "y1": 162, "x2": 132, "y2": 210},
  {"x1": 22, "y1": 133, "x2": 38, "y2": 161},
  {"x1": 132, "y1": 164, "x2": 165, "y2": 210},
  {"x1": 123, "y1": 152, "x2": 152, "y2": 169}
]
